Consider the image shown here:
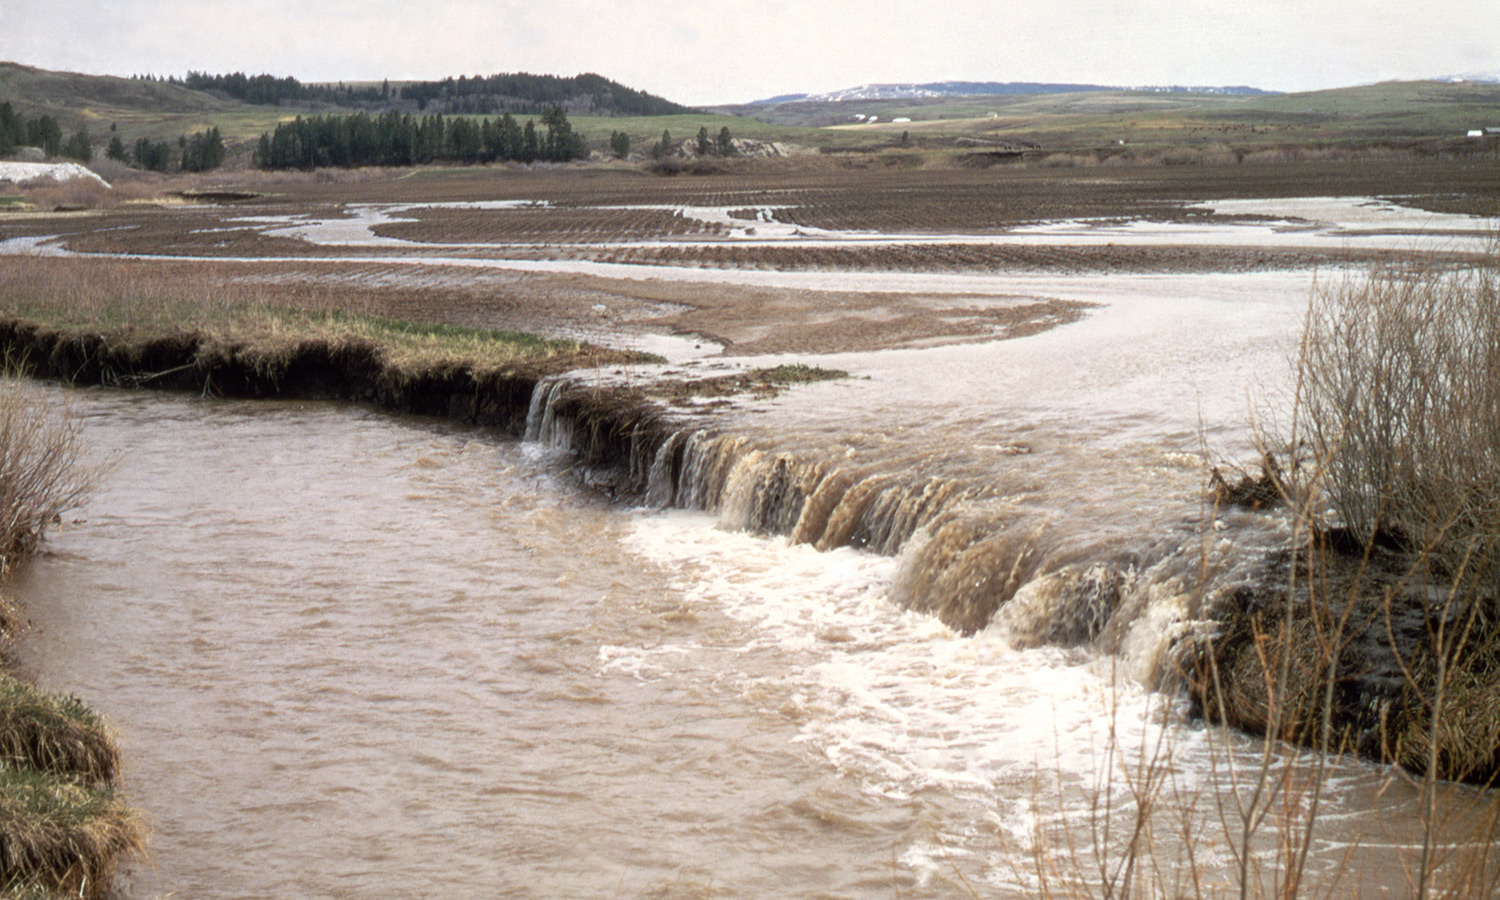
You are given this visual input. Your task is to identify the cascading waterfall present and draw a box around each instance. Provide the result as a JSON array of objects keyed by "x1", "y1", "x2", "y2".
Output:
[
  {"x1": 523, "y1": 375, "x2": 574, "y2": 448},
  {"x1": 521, "y1": 376, "x2": 1277, "y2": 684}
]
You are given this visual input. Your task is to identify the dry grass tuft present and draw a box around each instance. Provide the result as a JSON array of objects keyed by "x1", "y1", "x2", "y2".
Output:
[
  {"x1": 0, "y1": 677, "x2": 120, "y2": 787},
  {"x1": 0, "y1": 677, "x2": 137, "y2": 899},
  {"x1": 0, "y1": 764, "x2": 145, "y2": 900}
]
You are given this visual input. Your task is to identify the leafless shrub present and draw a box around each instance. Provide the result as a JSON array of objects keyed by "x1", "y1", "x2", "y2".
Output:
[
  {"x1": 1289, "y1": 255, "x2": 1500, "y2": 598},
  {"x1": 0, "y1": 377, "x2": 97, "y2": 570}
]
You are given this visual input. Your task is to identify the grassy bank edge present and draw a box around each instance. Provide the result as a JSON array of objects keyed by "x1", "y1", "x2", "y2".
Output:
[{"x1": 0, "y1": 379, "x2": 144, "y2": 900}]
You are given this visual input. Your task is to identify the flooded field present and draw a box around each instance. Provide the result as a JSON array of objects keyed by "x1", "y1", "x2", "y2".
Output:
[{"x1": 3, "y1": 161, "x2": 1499, "y2": 897}]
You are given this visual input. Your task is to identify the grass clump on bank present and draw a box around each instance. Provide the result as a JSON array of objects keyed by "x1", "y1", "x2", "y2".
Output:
[
  {"x1": 0, "y1": 677, "x2": 120, "y2": 786},
  {"x1": 746, "y1": 363, "x2": 848, "y2": 384},
  {"x1": 0, "y1": 756, "x2": 144, "y2": 899},
  {"x1": 0, "y1": 675, "x2": 142, "y2": 900},
  {"x1": 0, "y1": 376, "x2": 143, "y2": 899}
]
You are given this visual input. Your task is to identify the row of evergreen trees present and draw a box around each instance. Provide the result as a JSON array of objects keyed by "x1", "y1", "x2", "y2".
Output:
[
  {"x1": 177, "y1": 71, "x2": 383, "y2": 107},
  {"x1": 100, "y1": 128, "x2": 226, "y2": 173},
  {"x1": 0, "y1": 102, "x2": 92, "y2": 162},
  {"x1": 154, "y1": 71, "x2": 696, "y2": 118},
  {"x1": 254, "y1": 108, "x2": 587, "y2": 170}
]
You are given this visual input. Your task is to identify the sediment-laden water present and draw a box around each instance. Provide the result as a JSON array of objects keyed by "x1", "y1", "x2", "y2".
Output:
[{"x1": 11, "y1": 386, "x2": 1490, "y2": 900}]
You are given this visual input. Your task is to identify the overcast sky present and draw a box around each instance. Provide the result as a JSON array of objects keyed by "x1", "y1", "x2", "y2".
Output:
[{"x1": 5, "y1": 1, "x2": 1498, "y2": 105}]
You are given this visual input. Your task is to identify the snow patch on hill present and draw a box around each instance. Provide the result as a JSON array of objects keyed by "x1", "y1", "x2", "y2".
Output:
[{"x1": 0, "y1": 161, "x2": 111, "y2": 189}]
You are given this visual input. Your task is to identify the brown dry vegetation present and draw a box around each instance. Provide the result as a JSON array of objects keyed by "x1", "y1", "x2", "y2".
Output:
[
  {"x1": 0, "y1": 255, "x2": 633, "y2": 376},
  {"x1": 1192, "y1": 252, "x2": 1500, "y2": 792},
  {"x1": 1045, "y1": 250, "x2": 1500, "y2": 894}
]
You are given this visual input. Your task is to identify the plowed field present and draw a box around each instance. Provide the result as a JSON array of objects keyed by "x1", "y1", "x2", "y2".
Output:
[{"x1": 2, "y1": 158, "x2": 1495, "y2": 355}]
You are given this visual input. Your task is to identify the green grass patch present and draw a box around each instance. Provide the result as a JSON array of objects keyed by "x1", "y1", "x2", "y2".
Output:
[
  {"x1": 0, "y1": 675, "x2": 121, "y2": 785},
  {"x1": 0, "y1": 763, "x2": 145, "y2": 900},
  {"x1": 274, "y1": 307, "x2": 593, "y2": 370},
  {"x1": 747, "y1": 363, "x2": 849, "y2": 384}
]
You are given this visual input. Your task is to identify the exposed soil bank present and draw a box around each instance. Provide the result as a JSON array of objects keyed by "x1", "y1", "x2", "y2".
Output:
[
  {"x1": 1201, "y1": 559, "x2": 1498, "y2": 785},
  {"x1": 0, "y1": 318, "x2": 555, "y2": 435}
]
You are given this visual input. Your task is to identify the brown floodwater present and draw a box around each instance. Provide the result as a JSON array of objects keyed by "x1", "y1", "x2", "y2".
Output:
[{"x1": 11, "y1": 386, "x2": 1499, "y2": 899}]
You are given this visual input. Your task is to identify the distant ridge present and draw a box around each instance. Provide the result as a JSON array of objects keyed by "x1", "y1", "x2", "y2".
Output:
[
  {"x1": 755, "y1": 81, "x2": 1277, "y2": 103},
  {"x1": 1433, "y1": 72, "x2": 1500, "y2": 84}
]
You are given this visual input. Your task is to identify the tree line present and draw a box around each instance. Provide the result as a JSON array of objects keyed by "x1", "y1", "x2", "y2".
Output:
[
  {"x1": 399, "y1": 73, "x2": 696, "y2": 116},
  {"x1": 153, "y1": 70, "x2": 696, "y2": 118},
  {"x1": 254, "y1": 108, "x2": 588, "y2": 170},
  {"x1": 0, "y1": 102, "x2": 92, "y2": 162},
  {"x1": 177, "y1": 71, "x2": 384, "y2": 107},
  {"x1": 101, "y1": 127, "x2": 226, "y2": 173}
]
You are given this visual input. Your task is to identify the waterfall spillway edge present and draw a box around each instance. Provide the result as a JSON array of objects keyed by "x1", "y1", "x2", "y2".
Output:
[{"x1": 521, "y1": 373, "x2": 1278, "y2": 691}]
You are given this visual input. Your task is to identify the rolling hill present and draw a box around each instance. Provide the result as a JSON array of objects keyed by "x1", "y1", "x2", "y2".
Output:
[
  {"x1": 3, "y1": 61, "x2": 1498, "y2": 165},
  {"x1": 0, "y1": 62, "x2": 704, "y2": 148}
]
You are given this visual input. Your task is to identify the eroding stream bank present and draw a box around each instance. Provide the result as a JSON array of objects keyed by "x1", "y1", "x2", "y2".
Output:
[
  {"x1": 8, "y1": 298, "x2": 1500, "y2": 894},
  {"x1": 2, "y1": 314, "x2": 1242, "y2": 646},
  {"x1": 0, "y1": 310, "x2": 1442, "y2": 789}
]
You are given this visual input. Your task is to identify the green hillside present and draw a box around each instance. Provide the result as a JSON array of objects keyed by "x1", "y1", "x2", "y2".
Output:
[
  {"x1": 0, "y1": 61, "x2": 291, "y2": 145},
  {"x1": 730, "y1": 81, "x2": 1500, "y2": 151},
  {"x1": 0, "y1": 62, "x2": 717, "y2": 151},
  {"x1": 3, "y1": 61, "x2": 1497, "y2": 167}
]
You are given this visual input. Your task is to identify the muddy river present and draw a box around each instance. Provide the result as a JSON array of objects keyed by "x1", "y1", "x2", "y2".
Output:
[{"x1": 10, "y1": 386, "x2": 1488, "y2": 900}]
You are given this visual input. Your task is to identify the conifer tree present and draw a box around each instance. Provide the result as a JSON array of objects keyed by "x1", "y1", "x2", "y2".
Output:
[
  {"x1": 609, "y1": 130, "x2": 631, "y2": 159},
  {"x1": 26, "y1": 116, "x2": 63, "y2": 157},
  {"x1": 521, "y1": 120, "x2": 538, "y2": 162},
  {"x1": 61, "y1": 130, "x2": 93, "y2": 163}
]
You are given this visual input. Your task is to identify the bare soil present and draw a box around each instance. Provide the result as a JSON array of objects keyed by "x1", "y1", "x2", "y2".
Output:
[{"x1": 2, "y1": 158, "x2": 1496, "y2": 355}]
